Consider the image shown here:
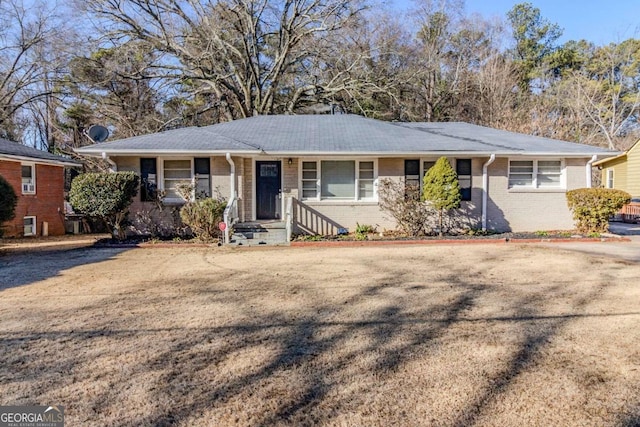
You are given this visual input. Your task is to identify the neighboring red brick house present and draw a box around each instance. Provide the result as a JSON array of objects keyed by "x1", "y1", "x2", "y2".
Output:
[{"x1": 0, "y1": 138, "x2": 80, "y2": 237}]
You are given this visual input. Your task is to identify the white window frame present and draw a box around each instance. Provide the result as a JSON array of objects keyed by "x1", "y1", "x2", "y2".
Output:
[
  {"x1": 21, "y1": 163, "x2": 36, "y2": 194},
  {"x1": 606, "y1": 169, "x2": 614, "y2": 189},
  {"x1": 508, "y1": 158, "x2": 565, "y2": 190},
  {"x1": 23, "y1": 216, "x2": 36, "y2": 236},
  {"x1": 298, "y1": 158, "x2": 378, "y2": 202},
  {"x1": 157, "y1": 157, "x2": 194, "y2": 204}
]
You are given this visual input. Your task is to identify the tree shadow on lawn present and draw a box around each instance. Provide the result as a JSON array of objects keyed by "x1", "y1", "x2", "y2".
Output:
[
  {"x1": 125, "y1": 273, "x2": 621, "y2": 425},
  {"x1": 0, "y1": 246, "x2": 132, "y2": 290},
  {"x1": 0, "y1": 258, "x2": 635, "y2": 426}
]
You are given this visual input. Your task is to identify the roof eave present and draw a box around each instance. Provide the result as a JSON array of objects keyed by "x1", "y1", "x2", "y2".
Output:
[
  {"x1": 75, "y1": 149, "x2": 615, "y2": 158},
  {"x1": 0, "y1": 153, "x2": 81, "y2": 167}
]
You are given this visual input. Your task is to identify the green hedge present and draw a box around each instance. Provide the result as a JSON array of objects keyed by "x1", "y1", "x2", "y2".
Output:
[
  {"x1": 0, "y1": 174, "x2": 18, "y2": 236},
  {"x1": 69, "y1": 172, "x2": 139, "y2": 239},
  {"x1": 566, "y1": 188, "x2": 631, "y2": 233}
]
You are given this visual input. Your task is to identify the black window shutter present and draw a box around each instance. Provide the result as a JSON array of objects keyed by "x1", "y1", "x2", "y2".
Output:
[
  {"x1": 456, "y1": 159, "x2": 472, "y2": 201},
  {"x1": 140, "y1": 158, "x2": 157, "y2": 202}
]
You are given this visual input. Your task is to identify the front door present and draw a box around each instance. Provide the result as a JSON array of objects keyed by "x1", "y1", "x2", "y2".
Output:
[{"x1": 256, "y1": 161, "x2": 282, "y2": 219}]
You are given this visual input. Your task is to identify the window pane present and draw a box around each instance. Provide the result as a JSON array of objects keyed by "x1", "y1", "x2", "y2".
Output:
[
  {"x1": 302, "y1": 162, "x2": 317, "y2": 171},
  {"x1": 164, "y1": 160, "x2": 190, "y2": 169},
  {"x1": 302, "y1": 189, "x2": 317, "y2": 198},
  {"x1": 196, "y1": 177, "x2": 210, "y2": 197},
  {"x1": 165, "y1": 169, "x2": 191, "y2": 179},
  {"x1": 456, "y1": 159, "x2": 472, "y2": 176},
  {"x1": 321, "y1": 161, "x2": 355, "y2": 199},
  {"x1": 140, "y1": 158, "x2": 158, "y2": 202},
  {"x1": 509, "y1": 161, "x2": 533, "y2": 187},
  {"x1": 194, "y1": 158, "x2": 210, "y2": 175},
  {"x1": 360, "y1": 170, "x2": 374, "y2": 180},
  {"x1": 509, "y1": 175, "x2": 533, "y2": 187},
  {"x1": 537, "y1": 161, "x2": 561, "y2": 173},
  {"x1": 405, "y1": 159, "x2": 420, "y2": 176},
  {"x1": 537, "y1": 174, "x2": 561, "y2": 187},
  {"x1": 458, "y1": 177, "x2": 471, "y2": 188},
  {"x1": 510, "y1": 161, "x2": 533, "y2": 173},
  {"x1": 302, "y1": 181, "x2": 317, "y2": 190},
  {"x1": 423, "y1": 161, "x2": 436, "y2": 174},
  {"x1": 359, "y1": 161, "x2": 374, "y2": 170},
  {"x1": 302, "y1": 170, "x2": 317, "y2": 180},
  {"x1": 359, "y1": 181, "x2": 374, "y2": 198},
  {"x1": 21, "y1": 165, "x2": 32, "y2": 178}
]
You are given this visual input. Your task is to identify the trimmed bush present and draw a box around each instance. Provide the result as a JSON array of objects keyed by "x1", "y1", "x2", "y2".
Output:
[
  {"x1": 180, "y1": 198, "x2": 226, "y2": 241},
  {"x1": 69, "y1": 172, "x2": 139, "y2": 239},
  {"x1": 0, "y1": 174, "x2": 18, "y2": 236},
  {"x1": 566, "y1": 188, "x2": 631, "y2": 233},
  {"x1": 422, "y1": 157, "x2": 461, "y2": 236}
]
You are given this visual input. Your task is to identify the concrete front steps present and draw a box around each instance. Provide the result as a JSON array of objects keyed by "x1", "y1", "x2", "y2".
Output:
[{"x1": 230, "y1": 221, "x2": 288, "y2": 246}]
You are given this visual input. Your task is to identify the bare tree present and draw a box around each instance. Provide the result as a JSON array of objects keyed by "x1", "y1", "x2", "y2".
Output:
[
  {"x1": 0, "y1": 0, "x2": 65, "y2": 141},
  {"x1": 562, "y1": 40, "x2": 640, "y2": 149},
  {"x1": 78, "y1": 0, "x2": 368, "y2": 121}
]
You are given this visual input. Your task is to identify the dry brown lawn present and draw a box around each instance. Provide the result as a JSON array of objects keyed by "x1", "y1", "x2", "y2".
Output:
[{"x1": 0, "y1": 243, "x2": 639, "y2": 426}]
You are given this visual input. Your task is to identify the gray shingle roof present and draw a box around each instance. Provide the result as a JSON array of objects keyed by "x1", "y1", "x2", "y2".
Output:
[
  {"x1": 76, "y1": 114, "x2": 616, "y2": 157},
  {"x1": 0, "y1": 138, "x2": 81, "y2": 166}
]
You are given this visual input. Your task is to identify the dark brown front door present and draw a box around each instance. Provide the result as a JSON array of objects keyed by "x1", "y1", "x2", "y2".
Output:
[{"x1": 256, "y1": 161, "x2": 282, "y2": 219}]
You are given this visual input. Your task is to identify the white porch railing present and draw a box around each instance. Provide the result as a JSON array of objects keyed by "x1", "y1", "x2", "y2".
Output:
[
  {"x1": 284, "y1": 195, "x2": 293, "y2": 242},
  {"x1": 222, "y1": 193, "x2": 239, "y2": 244}
]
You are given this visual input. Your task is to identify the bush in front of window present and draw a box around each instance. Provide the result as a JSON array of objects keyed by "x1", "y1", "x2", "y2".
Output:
[
  {"x1": 180, "y1": 197, "x2": 227, "y2": 242},
  {"x1": 69, "y1": 171, "x2": 140, "y2": 240},
  {"x1": 0, "y1": 174, "x2": 18, "y2": 237},
  {"x1": 566, "y1": 188, "x2": 631, "y2": 233},
  {"x1": 422, "y1": 157, "x2": 461, "y2": 237},
  {"x1": 378, "y1": 178, "x2": 434, "y2": 236}
]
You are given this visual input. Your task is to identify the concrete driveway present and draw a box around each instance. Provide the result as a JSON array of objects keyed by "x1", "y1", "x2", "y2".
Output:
[{"x1": 539, "y1": 222, "x2": 640, "y2": 262}]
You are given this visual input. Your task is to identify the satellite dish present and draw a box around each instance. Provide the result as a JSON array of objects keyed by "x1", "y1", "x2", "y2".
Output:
[{"x1": 88, "y1": 125, "x2": 109, "y2": 143}]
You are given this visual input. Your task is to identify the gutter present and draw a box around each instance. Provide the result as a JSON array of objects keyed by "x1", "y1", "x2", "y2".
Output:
[
  {"x1": 74, "y1": 149, "x2": 612, "y2": 158},
  {"x1": 586, "y1": 155, "x2": 598, "y2": 188},
  {"x1": 482, "y1": 154, "x2": 496, "y2": 231},
  {"x1": 102, "y1": 152, "x2": 117, "y2": 172}
]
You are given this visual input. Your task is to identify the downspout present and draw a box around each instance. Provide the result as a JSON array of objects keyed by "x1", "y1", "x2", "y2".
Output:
[
  {"x1": 586, "y1": 155, "x2": 598, "y2": 188},
  {"x1": 226, "y1": 153, "x2": 236, "y2": 199},
  {"x1": 224, "y1": 153, "x2": 236, "y2": 244},
  {"x1": 482, "y1": 154, "x2": 496, "y2": 232},
  {"x1": 102, "y1": 152, "x2": 117, "y2": 172}
]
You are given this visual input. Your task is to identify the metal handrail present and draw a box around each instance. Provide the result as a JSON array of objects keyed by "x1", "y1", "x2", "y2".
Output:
[{"x1": 223, "y1": 194, "x2": 238, "y2": 244}]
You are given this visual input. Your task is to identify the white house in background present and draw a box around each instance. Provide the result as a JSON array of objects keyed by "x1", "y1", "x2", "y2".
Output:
[{"x1": 76, "y1": 115, "x2": 616, "y2": 243}]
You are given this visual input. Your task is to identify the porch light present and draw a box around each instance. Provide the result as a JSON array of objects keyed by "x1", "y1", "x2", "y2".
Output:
[{"x1": 288, "y1": 158, "x2": 293, "y2": 165}]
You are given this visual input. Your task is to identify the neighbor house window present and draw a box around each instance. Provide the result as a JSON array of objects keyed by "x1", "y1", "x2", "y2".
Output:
[
  {"x1": 163, "y1": 159, "x2": 192, "y2": 201},
  {"x1": 23, "y1": 216, "x2": 36, "y2": 236},
  {"x1": 301, "y1": 160, "x2": 377, "y2": 201},
  {"x1": 509, "y1": 159, "x2": 563, "y2": 189},
  {"x1": 456, "y1": 159, "x2": 472, "y2": 201},
  {"x1": 606, "y1": 169, "x2": 614, "y2": 189},
  {"x1": 21, "y1": 163, "x2": 35, "y2": 194}
]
